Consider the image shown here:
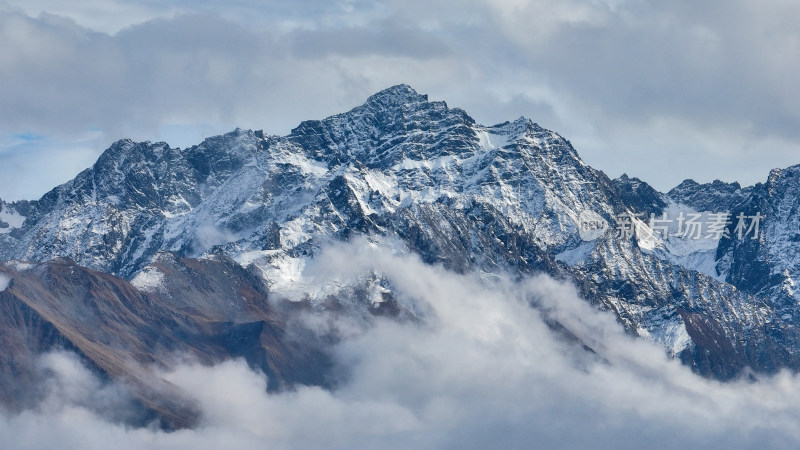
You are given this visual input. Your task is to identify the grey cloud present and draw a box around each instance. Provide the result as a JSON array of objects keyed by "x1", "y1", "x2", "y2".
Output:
[
  {"x1": 516, "y1": 0, "x2": 800, "y2": 139},
  {"x1": 2, "y1": 1, "x2": 800, "y2": 195},
  {"x1": 288, "y1": 20, "x2": 451, "y2": 59},
  {"x1": 0, "y1": 12, "x2": 276, "y2": 135}
]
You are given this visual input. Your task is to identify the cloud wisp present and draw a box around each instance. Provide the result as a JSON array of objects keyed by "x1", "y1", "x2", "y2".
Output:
[
  {"x1": 3, "y1": 240, "x2": 800, "y2": 448},
  {"x1": 0, "y1": 273, "x2": 10, "y2": 291}
]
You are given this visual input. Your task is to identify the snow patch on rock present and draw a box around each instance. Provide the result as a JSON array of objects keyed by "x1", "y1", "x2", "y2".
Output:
[
  {"x1": 130, "y1": 267, "x2": 166, "y2": 293},
  {"x1": 6, "y1": 261, "x2": 35, "y2": 272},
  {"x1": 0, "y1": 207, "x2": 25, "y2": 234}
]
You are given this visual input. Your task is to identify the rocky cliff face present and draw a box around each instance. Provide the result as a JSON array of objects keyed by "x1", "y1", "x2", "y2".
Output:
[
  {"x1": 1, "y1": 84, "x2": 799, "y2": 384},
  {"x1": 0, "y1": 253, "x2": 336, "y2": 429},
  {"x1": 716, "y1": 166, "x2": 800, "y2": 318}
]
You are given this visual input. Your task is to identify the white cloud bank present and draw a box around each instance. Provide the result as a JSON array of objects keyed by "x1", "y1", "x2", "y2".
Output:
[{"x1": 3, "y1": 240, "x2": 800, "y2": 449}]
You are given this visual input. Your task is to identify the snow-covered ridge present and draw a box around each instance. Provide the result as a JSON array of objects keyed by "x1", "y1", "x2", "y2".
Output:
[{"x1": 0, "y1": 84, "x2": 797, "y2": 378}]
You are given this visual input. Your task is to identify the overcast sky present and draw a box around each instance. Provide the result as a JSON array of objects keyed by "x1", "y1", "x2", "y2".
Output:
[{"x1": 1, "y1": 0, "x2": 799, "y2": 200}]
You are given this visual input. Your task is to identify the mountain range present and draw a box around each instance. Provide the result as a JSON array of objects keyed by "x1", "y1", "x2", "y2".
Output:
[{"x1": 2, "y1": 84, "x2": 800, "y2": 426}]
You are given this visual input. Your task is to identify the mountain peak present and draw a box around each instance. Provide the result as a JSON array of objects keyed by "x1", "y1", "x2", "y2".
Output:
[
  {"x1": 490, "y1": 116, "x2": 539, "y2": 137},
  {"x1": 612, "y1": 173, "x2": 667, "y2": 215},
  {"x1": 364, "y1": 84, "x2": 428, "y2": 108},
  {"x1": 672, "y1": 178, "x2": 699, "y2": 190},
  {"x1": 667, "y1": 178, "x2": 751, "y2": 212}
]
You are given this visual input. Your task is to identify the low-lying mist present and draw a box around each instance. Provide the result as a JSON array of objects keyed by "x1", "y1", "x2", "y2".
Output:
[{"x1": 2, "y1": 240, "x2": 800, "y2": 449}]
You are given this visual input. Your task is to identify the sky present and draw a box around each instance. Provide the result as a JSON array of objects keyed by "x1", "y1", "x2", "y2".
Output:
[
  {"x1": 4, "y1": 240, "x2": 800, "y2": 448},
  {"x1": 1, "y1": 0, "x2": 800, "y2": 200}
]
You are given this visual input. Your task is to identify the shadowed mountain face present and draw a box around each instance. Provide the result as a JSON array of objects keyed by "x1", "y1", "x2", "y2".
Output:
[
  {"x1": 0, "y1": 254, "x2": 335, "y2": 429},
  {"x1": 1, "y1": 84, "x2": 800, "y2": 395}
]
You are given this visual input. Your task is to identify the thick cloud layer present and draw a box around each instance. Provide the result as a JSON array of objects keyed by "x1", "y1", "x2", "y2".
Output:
[
  {"x1": 2, "y1": 1, "x2": 800, "y2": 199},
  {"x1": 3, "y1": 240, "x2": 800, "y2": 449}
]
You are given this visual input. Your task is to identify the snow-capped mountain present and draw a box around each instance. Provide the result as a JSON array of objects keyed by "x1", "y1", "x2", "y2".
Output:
[
  {"x1": 1, "y1": 84, "x2": 799, "y2": 380},
  {"x1": 716, "y1": 167, "x2": 800, "y2": 316}
]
